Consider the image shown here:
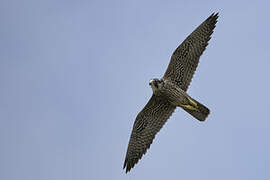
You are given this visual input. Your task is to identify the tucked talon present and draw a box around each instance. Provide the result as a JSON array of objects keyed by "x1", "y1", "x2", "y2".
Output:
[
  {"x1": 180, "y1": 104, "x2": 198, "y2": 111},
  {"x1": 188, "y1": 97, "x2": 198, "y2": 108}
]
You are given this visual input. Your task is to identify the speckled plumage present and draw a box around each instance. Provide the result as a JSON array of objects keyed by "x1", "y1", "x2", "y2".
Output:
[
  {"x1": 124, "y1": 13, "x2": 218, "y2": 173},
  {"x1": 164, "y1": 13, "x2": 218, "y2": 91}
]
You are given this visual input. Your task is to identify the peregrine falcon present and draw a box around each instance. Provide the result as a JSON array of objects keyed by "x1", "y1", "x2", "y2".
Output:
[{"x1": 123, "y1": 13, "x2": 218, "y2": 173}]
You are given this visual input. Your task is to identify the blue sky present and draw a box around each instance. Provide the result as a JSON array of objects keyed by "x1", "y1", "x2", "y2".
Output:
[{"x1": 1, "y1": 0, "x2": 270, "y2": 179}]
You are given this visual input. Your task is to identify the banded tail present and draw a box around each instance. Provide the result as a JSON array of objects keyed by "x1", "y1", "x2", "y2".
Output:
[{"x1": 180, "y1": 97, "x2": 210, "y2": 121}]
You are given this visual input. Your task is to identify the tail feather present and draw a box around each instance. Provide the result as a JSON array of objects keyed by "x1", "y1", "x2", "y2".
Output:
[{"x1": 182, "y1": 98, "x2": 210, "y2": 121}]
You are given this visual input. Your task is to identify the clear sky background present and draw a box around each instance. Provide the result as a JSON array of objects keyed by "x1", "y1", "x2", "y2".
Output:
[{"x1": 1, "y1": 0, "x2": 270, "y2": 180}]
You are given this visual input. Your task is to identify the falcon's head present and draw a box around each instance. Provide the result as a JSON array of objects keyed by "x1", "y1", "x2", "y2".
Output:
[{"x1": 149, "y1": 78, "x2": 163, "y2": 93}]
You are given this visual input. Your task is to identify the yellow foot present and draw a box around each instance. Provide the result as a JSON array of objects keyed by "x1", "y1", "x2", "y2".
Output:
[
  {"x1": 188, "y1": 97, "x2": 198, "y2": 108},
  {"x1": 180, "y1": 104, "x2": 198, "y2": 111}
]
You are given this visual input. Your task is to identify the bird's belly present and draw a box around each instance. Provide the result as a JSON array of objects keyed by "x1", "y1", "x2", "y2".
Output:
[{"x1": 161, "y1": 88, "x2": 188, "y2": 106}]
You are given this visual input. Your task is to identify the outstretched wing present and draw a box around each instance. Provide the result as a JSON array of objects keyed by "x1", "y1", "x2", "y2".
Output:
[
  {"x1": 163, "y1": 13, "x2": 218, "y2": 91},
  {"x1": 123, "y1": 94, "x2": 176, "y2": 173}
]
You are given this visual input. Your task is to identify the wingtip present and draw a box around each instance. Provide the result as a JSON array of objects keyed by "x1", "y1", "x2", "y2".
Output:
[
  {"x1": 211, "y1": 12, "x2": 219, "y2": 16},
  {"x1": 124, "y1": 165, "x2": 131, "y2": 174},
  {"x1": 206, "y1": 12, "x2": 219, "y2": 27},
  {"x1": 212, "y1": 12, "x2": 219, "y2": 20},
  {"x1": 123, "y1": 160, "x2": 126, "y2": 169},
  {"x1": 125, "y1": 167, "x2": 130, "y2": 173},
  {"x1": 123, "y1": 158, "x2": 132, "y2": 173}
]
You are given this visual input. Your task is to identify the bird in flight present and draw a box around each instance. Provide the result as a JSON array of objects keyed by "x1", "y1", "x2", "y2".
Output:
[{"x1": 123, "y1": 13, "x2": 218, "y2": 173}]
